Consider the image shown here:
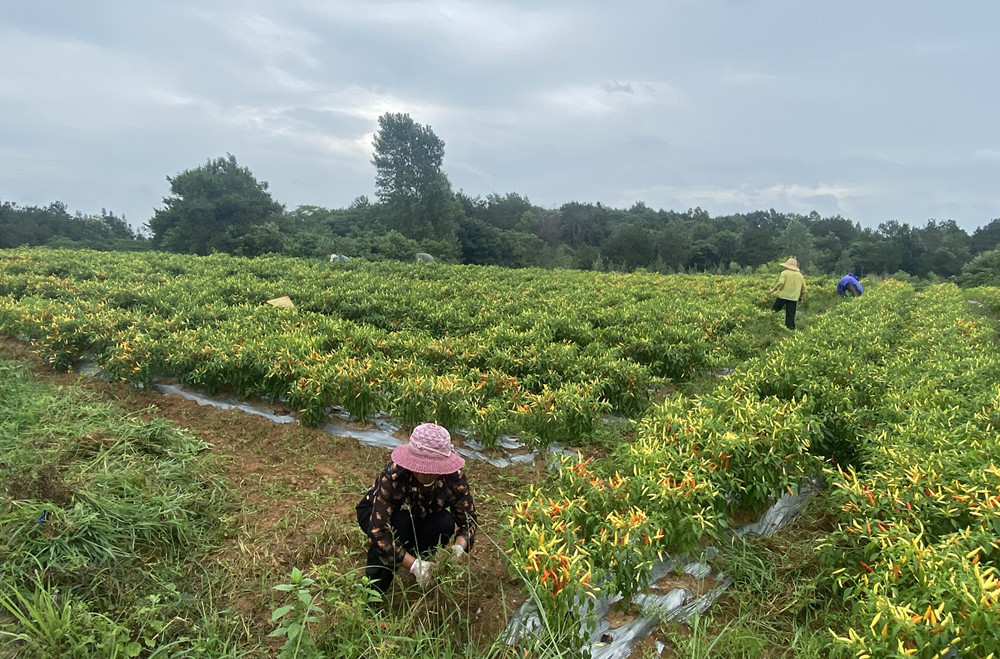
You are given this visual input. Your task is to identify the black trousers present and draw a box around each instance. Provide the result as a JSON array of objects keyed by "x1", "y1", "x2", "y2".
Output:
[
  {"x1": 357, "y1": 503, "x2": 456, "y2": 594},
  {"x1": 772, "y1": 298, "x2": 797, "y2": 330}
]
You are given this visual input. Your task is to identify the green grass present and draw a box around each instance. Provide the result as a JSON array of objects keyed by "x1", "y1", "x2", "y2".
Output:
[
  {"x1": 0, "y1": 359, "x2": 256, "y2": 657},
  {"x1": 653, "y1": 499, "x2": 852, "y2": 658}
]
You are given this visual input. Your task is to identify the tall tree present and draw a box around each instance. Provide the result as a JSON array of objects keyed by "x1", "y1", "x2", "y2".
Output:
[
  {"x1": 656, "y1": 218, "x2": 692, "y2": 270},
  {"x1": 958, "y1": 248, "x2": 1000, "y2": 287},
  {"x1": 878, "y1": 220, "x2": 923, "y2": 275},
  {"x1": 147, "y1": 154, "x2": 283, "y2": 255},
  {"x1": 914, "y1": 219, "x2": 969, "y2": 277},
  {"x1": 809, "y1": 215, "x2": 858, "y2": 246},
  {"x1": 371, "y1": 113, "x2": 462, "y2": 244},
  {"x1": 778, "y1": 217, "x2": 816, "y2": 270},
  {"x1": 711, "y1": 230, "x2": 743, "y2": 267},
  {"x1": 559, "y1": 202, "x2": 612, "y2": 247},
  {"x1": 851, "y1": 227, "x2": 902, "y2": 275},
  {"x1": 971, "y1": 218, "x2": 1000, "y2": 255},
  {"x1": 480, "y1": 192, "x2": 534, "y2": 231},
  {"x1": 812, "y1": 232, "x2": 845, "y2": 273},
  {"x1": 739, "y1": 210, "x2": 785, "y2": 267},
  {"x1": 601, "y1": 223, "x2": 656, "y2": 271}
]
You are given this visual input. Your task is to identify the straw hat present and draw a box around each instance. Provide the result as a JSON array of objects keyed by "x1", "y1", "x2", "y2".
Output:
[
  {"x1": 391, "y1": 423, "x2": 465, "y2": 475},
  {"x1": 779, "y1": 257, "x2": 800, "y2": 271}
]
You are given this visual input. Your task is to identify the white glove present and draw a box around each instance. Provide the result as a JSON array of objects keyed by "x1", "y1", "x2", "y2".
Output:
[
  {"x1": 451, "y1": 544, "x2": 466, "y2": 559},
  {"x1": 408, "y1": 558, "x2": 435, "y2": 588}
]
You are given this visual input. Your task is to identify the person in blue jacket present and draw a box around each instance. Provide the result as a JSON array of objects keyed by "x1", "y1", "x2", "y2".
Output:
[{"x1": 837, "y1": 273, "x2": 863, "y2": 297}]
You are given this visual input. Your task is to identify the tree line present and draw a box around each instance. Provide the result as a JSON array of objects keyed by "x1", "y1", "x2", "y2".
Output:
[
  {"x1": 0, "y1": 201, "x2": 143, "y2": 251},
  {"x1": 4, "y1": 113, "x2": 1000, "y2": 284}
]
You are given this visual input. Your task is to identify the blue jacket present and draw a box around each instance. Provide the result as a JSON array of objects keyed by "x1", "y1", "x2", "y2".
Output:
[{"x1": 837, "y1": 274, "x2": 863, "y2": 296}]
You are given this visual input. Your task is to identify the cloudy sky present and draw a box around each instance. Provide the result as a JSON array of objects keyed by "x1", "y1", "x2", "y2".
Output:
[{"x1": 2, "y1": 1, "x2": 999, "y2": 233}]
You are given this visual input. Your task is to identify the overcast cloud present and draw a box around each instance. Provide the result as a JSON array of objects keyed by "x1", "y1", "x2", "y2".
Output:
[{"x1": 2, "y1": 1, "x2": 998, "y2": 232}]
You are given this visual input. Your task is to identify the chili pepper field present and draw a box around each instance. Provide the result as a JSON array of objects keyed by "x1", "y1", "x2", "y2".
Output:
[{"x1": 2, "y1": 247, "x2": 999, "y2": 658}]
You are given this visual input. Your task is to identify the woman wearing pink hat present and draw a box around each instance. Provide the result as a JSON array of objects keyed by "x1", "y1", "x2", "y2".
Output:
[{"x1": 356, "y1": 423, "x2": 478, "y2": 595}]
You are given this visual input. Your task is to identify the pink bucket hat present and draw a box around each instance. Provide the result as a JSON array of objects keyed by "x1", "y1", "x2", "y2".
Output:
[{"x1": 391, "y1": 423, "x2": 465, "y2": 475}]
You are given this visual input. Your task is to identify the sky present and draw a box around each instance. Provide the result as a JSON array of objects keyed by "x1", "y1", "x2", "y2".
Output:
[{"x1": 2, "y1": 1, "x2": 999, "y2": 234}]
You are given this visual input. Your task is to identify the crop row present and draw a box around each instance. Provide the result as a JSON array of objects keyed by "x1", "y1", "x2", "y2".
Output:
[
  {"x1": 507, "y1": 281, "x2": 1000, "y2": 656},
  {"x1": 0, "y1": 248, "x2": 777, "y2": 445}
]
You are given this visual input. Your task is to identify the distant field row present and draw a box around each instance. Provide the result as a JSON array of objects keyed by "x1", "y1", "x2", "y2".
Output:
[{"x1": 0, "y1": 248, "x2": 794, "y2": 444}]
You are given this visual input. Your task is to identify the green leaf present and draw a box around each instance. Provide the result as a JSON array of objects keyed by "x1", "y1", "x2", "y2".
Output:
[
  {"x1": 271, "y1": 604, "x2": 294, "y2": 621},
  {"x1": 125, "y1": 642, "x2": 142, "y2": 658}
]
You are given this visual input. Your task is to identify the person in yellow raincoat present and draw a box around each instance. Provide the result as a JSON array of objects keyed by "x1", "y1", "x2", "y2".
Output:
[{"x1": 769, "y1": 257, "x2": 805, "y2": 330}]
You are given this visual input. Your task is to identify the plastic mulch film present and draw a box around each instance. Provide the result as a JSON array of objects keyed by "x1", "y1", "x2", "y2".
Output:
[
  {"x1": 503, "y1": 484, "x2": 816, "y2": 657},
  {"x1": 153, "y1": 383, "x2": 298, "y2": 424},
  {"x1": 105, "y1": 369, "x2": 559, "y2": 467},
  {"x1": 734, "y1": 481, "x2": 817, "y2": 538}
]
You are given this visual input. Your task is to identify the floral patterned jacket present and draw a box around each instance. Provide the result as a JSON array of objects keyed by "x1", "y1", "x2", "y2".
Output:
[{"x1": 356, "y1": 461, "x2": 477, "y2": 566}]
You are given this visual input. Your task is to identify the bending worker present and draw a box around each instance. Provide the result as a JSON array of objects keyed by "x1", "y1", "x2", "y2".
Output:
[
  {"x1": 769, "y1": 257, "x2": 806, "y2": 330},
  {"x1": 356, "y1": 423, "x2": 477, "y2": 595},
  {"x1": 837, "y1": 272, "x2": 863, "y2": 297}
]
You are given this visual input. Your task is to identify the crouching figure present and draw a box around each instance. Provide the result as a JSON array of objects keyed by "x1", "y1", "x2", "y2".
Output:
[
  {"x1": 837, "y1": 272, "x2": 863, "y2": 297},
  {"x1": 355, "y1": 423, "x2": 477, "y2": 595}
]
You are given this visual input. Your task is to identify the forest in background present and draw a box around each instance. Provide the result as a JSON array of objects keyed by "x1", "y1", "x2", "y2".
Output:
[{"x1": 4, "y1": 113, "x2": 1000, "y2": 284}]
